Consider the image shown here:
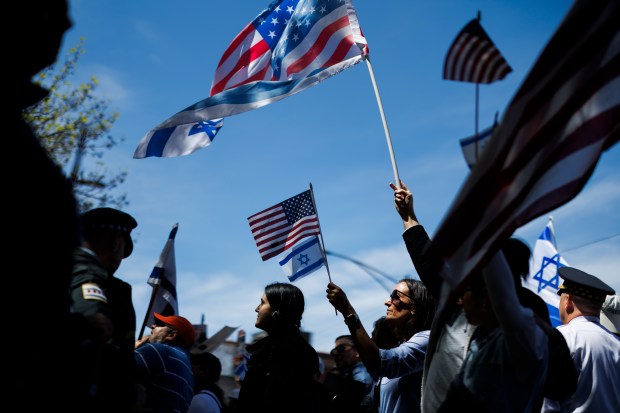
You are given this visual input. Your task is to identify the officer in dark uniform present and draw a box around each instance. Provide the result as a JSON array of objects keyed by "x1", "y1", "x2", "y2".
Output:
[{"x1": 70, "y1": 207, "x2": 141, "y2": 412}]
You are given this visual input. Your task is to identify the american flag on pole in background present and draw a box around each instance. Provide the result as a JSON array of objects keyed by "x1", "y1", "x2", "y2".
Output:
[
  {"x1": 144, "y1": 223, "x2": 179, "y2": 328},
  {"x1": 429, "y1": 0, "x2": 620, "y2": 290},
  {"x1": 134, "y1": 0, "x2": 368, "y2": 159},
  {"x1": 523, "y1": 218, "x2": 568, "y2": 327},
  {"x1": 248, "y1": 189, "x2": 320, "y2": 261},
  {"x1": 443, "y1": 15, "x2": 512, "y2": 84}
]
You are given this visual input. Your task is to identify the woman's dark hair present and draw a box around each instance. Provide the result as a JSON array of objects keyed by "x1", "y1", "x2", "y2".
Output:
[
  {"x1": 264, "y1": 282, "x2": 305, "y2": 330},
  {"x1": 401, "y1": 278, "x2": 438, "y2": 337},
  {"x1": 502, "y1": 237, "x2": 531, "y2": 284},
  {"x1": 371, "y1": 316, "x2": 399, "y2": 349},
  {"x1": 190, "y1": 351, "x2": 222, "y2": 382}
]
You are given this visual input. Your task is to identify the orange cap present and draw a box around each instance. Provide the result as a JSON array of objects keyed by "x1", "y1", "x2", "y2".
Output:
[{"x1": 154, "y1": 313, "x2": 195, "y2": 347}]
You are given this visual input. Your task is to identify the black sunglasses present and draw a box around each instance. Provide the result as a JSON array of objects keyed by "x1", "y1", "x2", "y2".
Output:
[
  {"x1": 389, "y1": 289, "x2": 412, "y2": 303},
  {"x1": 330, "y1": 344, "x2": 353, "y2": 356}
]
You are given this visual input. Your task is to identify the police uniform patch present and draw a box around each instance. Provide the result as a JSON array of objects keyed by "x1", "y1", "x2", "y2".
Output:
[{"x1": 82, "y1": 283, "x2": 108, "y2": 302}]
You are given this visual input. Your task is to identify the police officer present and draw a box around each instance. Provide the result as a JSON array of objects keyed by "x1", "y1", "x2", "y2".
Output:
[
  {"x1": 70, "y1": 207, "x2": 142, "y2": 412},
  {"x1": 541, "y1": 267, "x2": 620, "y2": 412}
]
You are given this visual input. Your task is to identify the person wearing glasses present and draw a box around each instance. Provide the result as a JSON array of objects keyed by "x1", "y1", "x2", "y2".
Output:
[
  {"x1": 391, "y1": 180, "x2": 551, "y2": 412},
  {"x1": 237, "y1": 282, "x2": 324, "y2": 413},
  {"x1": 323, "y1": 335, "x2": 374, "y2": 413},
  {"x1": 326, "y1": 278, "x2": 437, "y2": 413}
]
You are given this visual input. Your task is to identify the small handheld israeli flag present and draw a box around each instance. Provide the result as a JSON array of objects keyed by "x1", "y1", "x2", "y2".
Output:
[{"x1": 279, "y1": 236, "x2": 325, "y2": 282}]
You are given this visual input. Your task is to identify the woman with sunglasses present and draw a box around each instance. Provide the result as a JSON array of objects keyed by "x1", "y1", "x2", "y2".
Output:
[
  {"x1": 391, "y1": 180, "x2": 551, "y2": 412},
  {"x1": 326, "y1": 278, "x2": 437, "y2": 413}
]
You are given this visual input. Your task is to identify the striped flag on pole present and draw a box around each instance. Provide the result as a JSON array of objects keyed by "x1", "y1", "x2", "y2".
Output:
[
  {"x1": 430, "y1": 0, "x2": 620, "y2": 290},
  {"x1": 144, "y1": 224, "x2": 179, "y2": 328},
  {"x1": 134, "y1": 0, "x2": 368, "y2": 159},
  {"x1": 443, "y1": 15, "x2": 512, "y2": 84},
  {"x1": 248, "y1": 189, "x2": 320, "y2": 261}
]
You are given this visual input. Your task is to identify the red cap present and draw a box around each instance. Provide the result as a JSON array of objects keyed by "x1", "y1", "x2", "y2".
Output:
[{"x1": 154, "y1": 313, "x2": 195, "y2": 348}]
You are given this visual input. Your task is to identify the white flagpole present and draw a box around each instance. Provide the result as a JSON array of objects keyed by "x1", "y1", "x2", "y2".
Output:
[{"x1": 365, "y1": 57, "x2": 401, "y2": 188}]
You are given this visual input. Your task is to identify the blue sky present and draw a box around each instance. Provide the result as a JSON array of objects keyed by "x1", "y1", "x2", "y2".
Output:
[{"x1": 61, "y1": 0, "x2": 619, "y2": 354}]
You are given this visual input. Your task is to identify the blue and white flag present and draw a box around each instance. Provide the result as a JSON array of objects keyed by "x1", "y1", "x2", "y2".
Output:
[
  {"x1": 279, "y1": 236, "x2": 325, "y2": 282},
  {"x1": 134, "y1": 0, "x2": 368, "y2": 159},
  {"x1": 459, "y1": 122, "x2": 496, "y2": 169},
  {"x1": 523, "y1": 218, "x2": 568, "y2": 327},
  {"x1": 145, "y1": 223, "x2": 179, "y2": 327},
  {"x1": 133, "y1": 119, "x2": 224, "y2": 159}
]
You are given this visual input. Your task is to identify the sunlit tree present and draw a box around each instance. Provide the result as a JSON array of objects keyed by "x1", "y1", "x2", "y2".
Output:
[{"x1": 24, "y1": 39, "x2": 128, "y2": 212}]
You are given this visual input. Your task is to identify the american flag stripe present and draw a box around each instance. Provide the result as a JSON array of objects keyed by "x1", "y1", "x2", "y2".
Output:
[
  {"x1": 258, "y1": 225, "x2": 321, "y2": 261},
  {"x1": 248, "y1": 205, "x2": 286, "y2": 228},
  {"x1": 443, "y1": 18, "x2": 512, "y2": 84},
  {"x1": 282, "y1": 10, "x2": 352, "y2": 76},
  {"x1": 211, "y1": 24, "x2": 271, "y2": 95},
  {"x1": 253, "y1": 213, "x2": 316, "y2": 244},
  {"x1": 430, "y1": 0, "x2": 619, "y2": 289},
  {"x1": 248, "y1": 189, "x2": 321, "y2": 261},
  {"x1": 286, "y1": 19, "x2": 352, "y2": 75},
  {"x1": 255, "y1": 217, "x2": 320, "y2": 248}
]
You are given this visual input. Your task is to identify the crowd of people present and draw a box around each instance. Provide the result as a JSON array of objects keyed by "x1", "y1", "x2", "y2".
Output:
[{"x1": 18, "y1": 0, "x2": 620, "y2": 412}]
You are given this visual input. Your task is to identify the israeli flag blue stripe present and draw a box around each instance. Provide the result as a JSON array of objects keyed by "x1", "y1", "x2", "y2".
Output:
[{"x1": 279, "y1": 236, "x2": 325, "y2": 282}]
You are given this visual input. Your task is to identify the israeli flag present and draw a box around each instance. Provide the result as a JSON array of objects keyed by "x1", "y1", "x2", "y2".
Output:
[
  {"x1": 459, "y1": 122, "x2": 496, "y2": 169},
  {"x1": 279, "y1": 236, "x2": 325, "y2": 282},
  {"x1": 134, "y1": 119, "x2": 224, "y2": 158},
  {"x1": 523, "y1": 218, "x2": 568, "y2": 327}
]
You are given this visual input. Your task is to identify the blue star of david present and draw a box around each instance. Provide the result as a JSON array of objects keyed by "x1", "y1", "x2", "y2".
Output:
[
  {"x1": 531, "y1": 253, "x2": 565, "y2": 293},
  {"x1": 297, "y1": 253, "x2": 310, "y2": 266},
  {"x1": 188, "y1": 121, "x2": 220, "y2": 140}
]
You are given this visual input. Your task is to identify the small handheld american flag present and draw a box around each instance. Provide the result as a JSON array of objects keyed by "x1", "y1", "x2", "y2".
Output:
[{"x1": 248, "y1": 189, "x2": 321, "y2": 261}]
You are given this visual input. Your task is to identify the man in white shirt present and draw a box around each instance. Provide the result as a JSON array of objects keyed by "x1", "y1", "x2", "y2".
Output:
[{"x1": 542, "y1": 267, "x2": 620, "y2": 413}]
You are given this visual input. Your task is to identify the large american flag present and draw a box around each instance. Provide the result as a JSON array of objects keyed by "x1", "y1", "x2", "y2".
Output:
[
  {"x1": 134, "y1": 0, "x2": 368, "y2": 159},
  {"x1": 248, "y1": 189, "x2": 320, "y2": 261},
  {"x1": 443, "y1": 16, "x2": 512, "y2": 84},
  {"x1": 430, "y1": 0, "x2": 620, "y2": 290}
]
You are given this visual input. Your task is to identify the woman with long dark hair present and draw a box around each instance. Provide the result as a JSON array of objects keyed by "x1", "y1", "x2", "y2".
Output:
[
  {"x1": 237, "y1": 282, "x2": 323, "y2": 413},
  {"x1": 326, "y1": 278, "x2": 437, "y2": 413}
]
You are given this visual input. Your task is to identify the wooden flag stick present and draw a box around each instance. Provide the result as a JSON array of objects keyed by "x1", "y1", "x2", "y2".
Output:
[
  {"x1": 365, "y1": 57, "x2": 401, "y2": 188},
  {"x1": 138, "y1": 283, "x2": 159, "y2": 340}
]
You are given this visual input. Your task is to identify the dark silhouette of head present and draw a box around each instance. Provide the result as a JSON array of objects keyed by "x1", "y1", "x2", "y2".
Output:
[
  {"x1": 265, "y1": 282, "x2": 305, "y2": 331},
  {"x1": 14, "y1": 0, "x2": 72, "y2": 81}
]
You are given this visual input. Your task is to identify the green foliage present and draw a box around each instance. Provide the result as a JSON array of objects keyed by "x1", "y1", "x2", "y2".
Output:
[{"x1": 23, "y1": 39, "x2": 128, "y2": 212}]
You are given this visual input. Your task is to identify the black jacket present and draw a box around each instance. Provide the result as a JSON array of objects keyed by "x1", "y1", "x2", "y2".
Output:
[
  {"x1": 69, "y1": 248, "x2": 138, "y2": 412},
  {"x1": 237, "y1": 330, "x2": 323, "y2": 413}
]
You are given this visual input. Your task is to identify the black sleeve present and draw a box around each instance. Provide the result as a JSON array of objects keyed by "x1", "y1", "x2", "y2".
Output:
[{"x1": 402, "y1": 225, "x2": 444, "y2": 299}]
